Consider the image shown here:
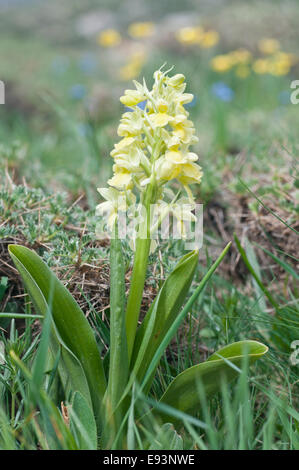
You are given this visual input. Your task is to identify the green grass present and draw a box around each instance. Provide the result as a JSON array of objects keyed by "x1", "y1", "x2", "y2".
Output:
[{"x1": 0, "y1": 172, "x2": 298, "y2": 449}]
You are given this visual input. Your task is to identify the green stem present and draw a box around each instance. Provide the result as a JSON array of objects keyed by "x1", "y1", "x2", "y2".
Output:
[
  {"x1": 108, "y1": 231, "x2": 128, "y2": 408},
  {"x1": 125, "y1": 183, "x2": 155, "y2": 361},
  {"x1": 102, "y1": 225, "x2": 128, "y2": 449},
  {"x1": 0, "y1": 313, "x2": 43, "y2": 319},
  {"x1": 11, "y1": 392, "x2": 15, "y2": 424}
]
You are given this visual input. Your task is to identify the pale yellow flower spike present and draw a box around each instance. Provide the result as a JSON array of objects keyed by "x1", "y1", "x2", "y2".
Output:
[{"x1": 97, "y1": 66, "x2": 202, "y2": 234}]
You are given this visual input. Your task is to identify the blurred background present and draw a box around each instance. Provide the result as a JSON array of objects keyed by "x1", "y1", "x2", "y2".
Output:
[{"x1": 0, "y1": 0, "x2": 298, "y2": 210}]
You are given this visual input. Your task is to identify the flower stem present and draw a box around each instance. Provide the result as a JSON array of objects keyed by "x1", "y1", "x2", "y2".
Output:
[{"x1": 125, "y1": 183, "x2": 154, "y2": 361}]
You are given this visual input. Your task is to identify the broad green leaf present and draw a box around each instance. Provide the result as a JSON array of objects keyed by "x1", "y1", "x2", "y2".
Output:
[
  {"x1": 131, "y1": 250, "x2": 199, "y2": 386},
  {"x1": 8, "y1": 247, "x2": 92, "y2": 410},
  {"x1": 32, "y1": 312, "x2": 52, "y2": 392},
  {"x1": 58, "y1": 347, "x2": 92, "y2": 405},
  {"x1": 140, "y1": 243, "x2": 232, "y2": 392},
  {"x1": 103, "y1": 236, "x2": 128, "y2": 448},
  {"x1": 159, "y1": 340, "x2": 268, "y2": 425},
  {"x1": 5, "y1": 264, "x2": 91, "y2": 407},
  {"x1": 0, "y1": 277, "x2": 8, "y2": 302},
  {"x1": 106, "y1": 237, "x2": 128, "y2": 410},
  {"x1": 69, "y1": 391, "x2": 98, "y2": 450},
  {"x1": 126, "y1": 184, "x2": 155, "y2": 359},
  {"x1": 118, "y1": 243, "x2": 232, "y2": 406},
  {"x1": 8, "y1": 244, "x2": 106, "y2": 426}
]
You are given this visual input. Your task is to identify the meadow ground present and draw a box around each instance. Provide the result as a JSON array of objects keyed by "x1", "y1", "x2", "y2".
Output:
[{"x1": 0, "y1": 0, "x2": 298, "y2": 450}]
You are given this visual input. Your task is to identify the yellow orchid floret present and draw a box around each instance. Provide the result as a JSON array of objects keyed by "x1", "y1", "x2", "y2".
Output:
[
  {"x1": 120, "y1": 90, "x2": 146, "y2": 107},
  {"x1": 96, "y1": 188, "x2": 127, "y2": 230},
  {"x1": 108, "y1": 166, "x2": 133, "y2": 190},
  {"x1": 171, "y1": 197, "x2": 197, "y2": 239},
  {"x1": 97, "y1": 66, "x2": 202, "y2": 239}
]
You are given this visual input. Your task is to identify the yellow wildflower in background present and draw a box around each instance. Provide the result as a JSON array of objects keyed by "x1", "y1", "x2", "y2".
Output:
[
  {"x1": 258, "y1": 38, "x2": 280, "y2": 55},
  {"x1": 253, "y1": 52, "x2": 293, "y2": 76},
  {"x1": 200, "y1": 30, "x2": 219, "y2": 48},
  {"x1": 128, "y1": 22, "x2": 155, "y2": 38},
  {"x1": 210, "y1": 40, "x2": 295, "y2": 78},
  {"x1": 211, "y1": 49, "x2": 252, "y2": 75},
  {"x1": 253, "y1": 58, "x2": 270, "y2": 74},
  {"x1": 175, "y1": 26, "x2": 204, "y2": 45},
  {"x1": 176, "y1": 26, "x2": 219, "y2": 48},
  {"x1": 269, "y1": 52, "x2": 293, "y2": 76},
  {"x1": 97, "y1": 29, "x2": 121, "y2": 47},
  {"x1": 229, "y1": 49, "x2": 252, "y2": 64},
  {"x1": 119, "y1": 50, "x2": 147, "y2": 81},
  {"x1": 211, "y1": 54, "x2": 234, "y2": 73}
]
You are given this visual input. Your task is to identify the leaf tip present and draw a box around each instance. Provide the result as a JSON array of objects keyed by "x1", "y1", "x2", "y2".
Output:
[{"x1": 8, "y1": 244, "x2": 19, "y2": 259}]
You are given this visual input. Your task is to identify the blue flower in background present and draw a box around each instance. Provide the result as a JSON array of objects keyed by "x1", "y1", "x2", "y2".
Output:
[
  {"x1": 124, "y1": 100, "x2": 147, "y2": 112},
  {"x1": 69, "y1": 84, "x2": 86, "y2": 100},
  {"x1": 211, "y1": 82, "x2": 234, "y2": 102},
  {"x1": 278, "y1": 90, "x2": 290, "y2": 105},
  {"x1": 185, "y1": 95, "x2": 197, "y2": 108},
  {"x1": 78, "y1": 53, "x2": 97, "y2": 75},
  {"x1": 137, "y1": 100, "x2": 147, "y2": 110}
]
